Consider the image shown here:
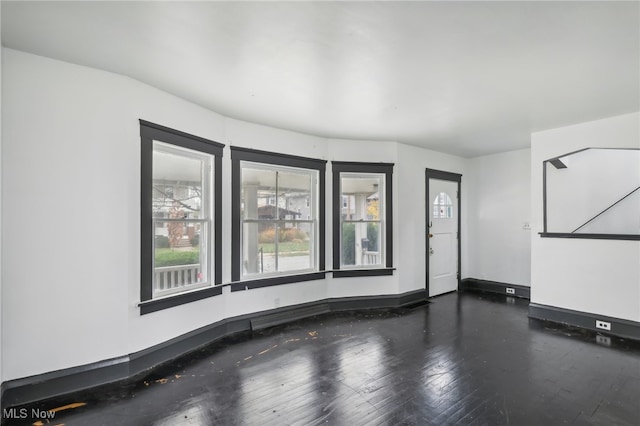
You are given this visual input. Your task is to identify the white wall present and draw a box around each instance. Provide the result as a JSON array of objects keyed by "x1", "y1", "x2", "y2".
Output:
[
  {"x1": 467, "y1": 149, "x2": 531, "y2": 286},
  {"x1": 531, "y1": 113, "x2": 640, "y2": 322},
  {"x1": 546, "y1": 149, "x2": 640, "y2": 234},
  {"x1": 396, "y1": 143, "x2": 469, "y2": 294},
  {"x1": 2, "y1": 48, "x2": 471, "y2": 382}
]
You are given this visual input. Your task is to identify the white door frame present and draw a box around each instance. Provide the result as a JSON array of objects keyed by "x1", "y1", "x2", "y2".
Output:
[{"x1": 426, "y1": 169, "x2": 462, "y2": 297}]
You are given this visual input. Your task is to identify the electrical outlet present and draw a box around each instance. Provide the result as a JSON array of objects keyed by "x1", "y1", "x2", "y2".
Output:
[
  {"x1": 506, "y1": 288, "x2": 515, "y2": 295},
  {"x1": 595, "y1": 320, "x2": 611, "y2": 331}
]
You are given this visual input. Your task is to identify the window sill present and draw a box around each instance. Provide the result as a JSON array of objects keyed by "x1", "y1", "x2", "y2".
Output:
[
  {"x1": 139, "y1": 268, "x2": 398, "y2": 312},
  {"x1": 539, "y1": 232, "x2": 640, "y2": 241},
  {"x1": 230, "y1": 271, "x2": 327, "y2": 292},
  {"x1": 139, "y1": 285, "x2": 223, "y2": 315},
  {"x1": 332, "y1": 268, "x2": 395, "y2": 278}
]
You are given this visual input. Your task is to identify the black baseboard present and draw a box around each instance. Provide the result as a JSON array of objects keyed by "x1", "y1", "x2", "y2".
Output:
[
  {"x1": 250, "y1": 303, "x2": 331, "y2": 331},
  {"x1": 330, "y1": 289, "x2": 426, "y2": 312},
  {"x1": 460, "y1": 278, "x2": 530, "y2": 299},
  {"x1": 1, "y1": 289, "x2": 427, "y2": 409},
  {"x1": 529, "y1": 303, "x2": 640, "y2": 341}
]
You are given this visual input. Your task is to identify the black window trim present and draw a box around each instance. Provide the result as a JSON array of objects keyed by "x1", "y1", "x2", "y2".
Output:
[
  {"x1": 140, "y1": 120, "x2": 224, "y2": 314},
  {"x1": 230, "y1": 147, "x2": 327, "y2": 290},
  {"x1": 332, "y1": 161, "x2": 394, "y2": 278}
]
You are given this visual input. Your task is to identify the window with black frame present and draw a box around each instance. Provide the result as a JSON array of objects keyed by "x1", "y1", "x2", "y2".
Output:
[
  {"x1": 140, "y1": 120, "x2": 224, "y2": 314},
  {"x1": 332, "y1": 162, "x2": 394, "y2": 277},
  {"x1": 231, "y1": 147, "x2": 326, "y2": 289}
]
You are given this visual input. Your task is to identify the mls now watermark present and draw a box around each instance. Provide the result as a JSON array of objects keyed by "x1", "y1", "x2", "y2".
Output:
[{"x1": 3, "y1": 407, "x2": 56, "y2": 420}]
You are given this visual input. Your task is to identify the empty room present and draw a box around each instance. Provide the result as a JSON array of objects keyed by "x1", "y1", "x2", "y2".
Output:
[{"x1": 0, "y1": 1, "x2": 639, "y2": 425}]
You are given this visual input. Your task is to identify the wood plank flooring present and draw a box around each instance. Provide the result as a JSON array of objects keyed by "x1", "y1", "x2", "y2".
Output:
[{"x1": 3, "y1": 292, "x2": 640, "y2": 425}]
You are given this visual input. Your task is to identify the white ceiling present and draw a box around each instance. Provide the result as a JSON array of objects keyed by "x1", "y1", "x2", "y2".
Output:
[{"x1": 2, "y1": 1, "x2": 638, "y2": 157}]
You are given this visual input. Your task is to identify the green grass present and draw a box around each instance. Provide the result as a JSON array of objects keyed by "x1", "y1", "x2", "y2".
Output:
[
  {"x1": 259, "y1": 241, "x2": 309, "y2": 255},
  {"x1": 155, "y1": 248, "x2": 200, "y2": 267},
  {"x1": 154, "y1": 242, "x2": 310, "y2": 267}
]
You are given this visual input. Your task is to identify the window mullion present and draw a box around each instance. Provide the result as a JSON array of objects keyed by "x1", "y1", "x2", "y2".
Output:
[
  {"x1": 275, "y1": 170, "x2": 280, "y2": 219},
  {"x1": 274, "y1": 171, "x2": 279, "y2": 272}
]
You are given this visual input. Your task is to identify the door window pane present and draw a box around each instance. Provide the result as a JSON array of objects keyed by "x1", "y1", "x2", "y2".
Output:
[{"x1": 433, "y1": 192, "x2": 453, "y2": 219}]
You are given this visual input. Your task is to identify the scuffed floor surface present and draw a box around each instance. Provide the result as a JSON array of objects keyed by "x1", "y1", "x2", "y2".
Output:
[{"x1": 3, "y1": 292, "x2": 640, "y2": 425}]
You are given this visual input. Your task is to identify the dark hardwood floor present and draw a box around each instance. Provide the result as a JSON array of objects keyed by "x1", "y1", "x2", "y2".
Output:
[{"x1": 3, "y1": 291, "x2": 640, "y2": 425}]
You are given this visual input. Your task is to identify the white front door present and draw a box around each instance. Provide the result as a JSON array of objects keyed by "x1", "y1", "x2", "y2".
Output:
[{"x1": 428, "y1": 179, "x2": 458, "y2": 297}]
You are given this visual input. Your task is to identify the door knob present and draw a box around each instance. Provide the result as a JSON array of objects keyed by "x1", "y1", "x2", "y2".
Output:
[{"x1": 428, "y1": 233, "x2": 433, "y2": 238}]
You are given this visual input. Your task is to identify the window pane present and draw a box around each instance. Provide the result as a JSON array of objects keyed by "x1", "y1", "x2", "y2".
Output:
[
  {"x1": 278, "y1": 224, "x2": 313, "y2": 272},
  {"x1": 244, "y1": 222, "x2": 315, "y2": 276},
  {"x1": 341, "y1": 174, "x2": 383, "y2": 221},
  {"x1": 244, "y1": 222, "x2": 269, "y2": 275},
  {"x1": 278, "y1": 170, "x2": 312, "y2": 221},
  {"x1": 153, "y1": 143, "x2": 209, "y2": 218},
  {"x1": 341, "y1": 221, "x2": 382, "y2": 267},
  {"x1": 433, "y1": 192, "x2": 453, "y2": 219},
  {"x1": 341, "y1": 222, "x2": 356, "y2": 266},
  {"x1": 241, "y1": 166, "x2": 277, "y2": 220},
  {"x1": 366, "y1": 222, "x2": 381, "y2": 253},
  {"x1": 154, "y1": 221, "x2": 208, "y2": 295}
]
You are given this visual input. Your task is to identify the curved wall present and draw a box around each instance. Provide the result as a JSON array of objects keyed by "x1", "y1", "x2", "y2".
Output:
[{"x1": 1, "y1": 48, "x2": 468, "y2": 385}]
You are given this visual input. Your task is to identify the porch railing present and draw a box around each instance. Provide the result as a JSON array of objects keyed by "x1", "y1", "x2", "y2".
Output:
[
  {"x1": 362, "y1": 251, "x2": 380, "y2": 265},
  {"x1": 155, "y1": 264, "x2": 200, "y2": 290}
]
